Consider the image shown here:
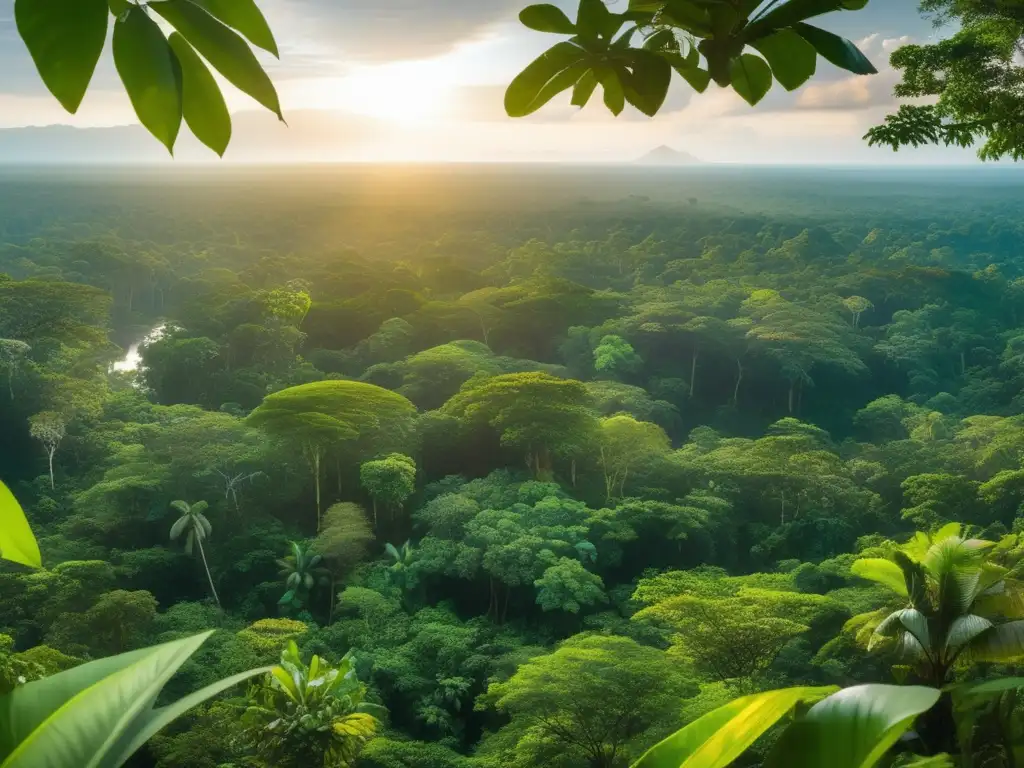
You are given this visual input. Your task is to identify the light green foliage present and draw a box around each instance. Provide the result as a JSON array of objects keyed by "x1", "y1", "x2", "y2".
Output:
[
  {"x1": 46, "y1": 589, "x2": 158, "y2": 657},
  {"x1": 313, "y1": 503, "x2": 375, "y2": 587},
  {"x1": 597, "y1": 414, "x2": 670, "y2": 500},
  {"x1": 478, "y1": 634, "x2": 692, "y2": 768},
  {"x1": 361, "y1": 453, "x2": 417, "y2": 527},
  {"x1": 358, "y1": 738, "x2": 471, "y2": 768},
  {"x1": 443, "y1": 372, "x2": 596, "y2": 478},
  {"x1": 593, "y1": 334, "x2": 642, "y2": 377},
  {"x1": 851, "y1": 525, "x2": 1024, "y2": 690},
  {"x1": 238, "y1": 641, "x2": 381, "y2": 767},
  {"x1": 534, "y1": 557, "x2": 607, "y2": 613},
  {"x1": 237, "y1": 618, "x2": 309, "y2": 662},
  {"x1": 634, "y1": 568, "x2": 845, "y2": 681},
  {"x1": 249, "y1": 380, "x2": 417, "y2": 528}
]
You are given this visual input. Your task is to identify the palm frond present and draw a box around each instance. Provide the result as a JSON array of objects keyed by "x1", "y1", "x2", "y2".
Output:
[
  {"x1": 191, "y1": 500, "x2": 210, "y2": 515},
  {"x1": 945, "y1": 614, "x2": 993, "y2": 650},
  {"x1": 170, "y1": 499, "x2": 190, "y2": 515},
  {"x1": 169, "y1": 515, "x2": 190, "y2": 541},
  {"x1": 968, "y1": 620, "x2": 1024, "y2": 662},
  {"x1": 185, "y1": 529, "x2": 195, "y2": 556},
  {"x1": 196, "y1": 513, "x2": 213, "y2": 538}
]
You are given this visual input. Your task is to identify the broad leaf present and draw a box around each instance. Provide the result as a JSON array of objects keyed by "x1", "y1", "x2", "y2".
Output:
[
  {"x1": 954, "y1": 677, "x2": 1024, "y2": 699},
  {"x1": 601, "y1": 68, "x2": 626, "y2": 116},
  {"x1": 14, "y1": 0, "x2": 108, "y2": 113},
  {"x1": 632, "y1": 685, "x2": 837, "y2": 768},
  {"x1": 101, "y1": 665, "x2": 273, "y2": 767},
  {"x1": 795, "y1": 23, "x2": 876, "y2": 75},
  {"x1": 945, "y1": 614, "x2": 992, "y2": 650},
  {"x1": 114, "y1": 6, "x2": 183, "y2": 154},
  {"x1": 969, "y1": 620, "x2": 1024, "y2": 662},
  {"x1": 765, "y1": 684, "x2": 940, "y2": 768},
  {"x1": 169, "y1": 33, "x2": 232, "y2": 156},
  {"x1": 572, "y1": 70, "x2": 599, "y2": 106},
  {"x1": 751, "y1": 29, "x2": 817, "y2": 91},
  {"x1": 747, "y1": 0, "x2": 868, "y2": 39},
  {"x1": 624, "y1": 50, "x2": 672, "y2": 117},
  {"x1": 851, "y1": 559, "x2": 909, "y2": 597},
  {"x1": 0, "y1": 480, "x2": 40, "y2": 568},
  {"x1": 0, "y1": 632, "x2": 236, "y2": 767},
  {"x1": 151, "y1": 0, "x2": 283, "y2": 120},
  {"x1": 730, "y1": 53, "x2": 772, "y2": 106},
  {"x1": 577, "y1": 0, "x2": 618, "y2": 40},
  {"x1": 505, "y1": 42, "x2": 588, "y2": 117},
  {"x1": 192, "y1": 0, "x2": 278, "y2": 55},
  {"x1": 520, "y1": 4, "x2": 576, "y2": 34}
]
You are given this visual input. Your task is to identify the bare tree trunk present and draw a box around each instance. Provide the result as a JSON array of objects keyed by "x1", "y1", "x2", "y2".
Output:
[
  {"x1": 196, "y1": 536, "x2": 222, "y2": 609},
  {"x1": 733, "y1": 359, "x2": 743, "y2": 406},
  {"x1": 47, "y1": 447, "x2": 55, "y2": 490},
  {"x1": 313, "y1": 450, "x2": 322, "y2": 532},
  {"x1": 690, "y1": 348, "x2": 699, "y2": 398},
  {"x1": 788, "y1": 381, "x2": 795, "y2": 414}
]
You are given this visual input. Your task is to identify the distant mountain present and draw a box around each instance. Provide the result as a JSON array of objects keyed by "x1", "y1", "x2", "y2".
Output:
[
  {"x1": 635, "y1": 145, "x2": 703, "y2": 165},
  {"x1": 0, "y1": 110, "x2": 388, "y2": 164}
]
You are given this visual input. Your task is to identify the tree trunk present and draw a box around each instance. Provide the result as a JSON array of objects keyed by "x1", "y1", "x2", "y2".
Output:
[
  {"x1": 48, "y1": 448, "x2": 55, "y2": 490},
  {"x1": 196, "y1": 535, "x2": 222, "y2": 609},
  {"x1": 571, "y1": 458, "x2": 577, "y2": 488},
  {"x1": 732, "y1": 359, "x2": 743, "y2": 406},
  {"x1": 918, "y1": 690, "x2": 956, "y2": 756},
  {"x1": 372, "y1": 497, "x2": 378, "y2": 531},
  {"x1": 312, "y1": 448, "x2": 323, "y2": 532},
  {"x1": 690, "y1": 348, "x2": 699, "y2": 398},
  {"x1": 960, "y1": 350, "x2": 966, "y2": 376},
  {"x1": 501, "y1": 585, "x2": 510, "y2": 624},
  {"x1": 787, "y1": 381, "x2": 795, "y2": 414},
  {"x1": 7, "y1": 371, "x2": 12, "y2": 401}
]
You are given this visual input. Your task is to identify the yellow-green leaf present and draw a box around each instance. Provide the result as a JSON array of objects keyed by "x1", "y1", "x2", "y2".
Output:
[
  {"x1": 191, "y1": 0, "x2": 278, "y2": 56},
  {"x1": 0, "y1": 479, "x2": 40, "y2": 568},
  {"x1": 632, "y1": 685, "x2": 837, "y2": 768},
  {"x1": 851, "y1": 559, "x2": 909, "y2": 597},
  {"x1": 168, "y1": 33, "x2": 232, "y2": 156}
]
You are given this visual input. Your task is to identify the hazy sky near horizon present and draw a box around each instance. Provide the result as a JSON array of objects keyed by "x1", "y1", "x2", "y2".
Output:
[{"x1": 0, "y1": 0, "x2": 984, "y2": 163}]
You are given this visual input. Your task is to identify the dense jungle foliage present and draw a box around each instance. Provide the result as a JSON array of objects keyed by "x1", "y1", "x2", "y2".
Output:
[{"x1": 5, "y1": 165, "x2": 1024, "y2": 767}]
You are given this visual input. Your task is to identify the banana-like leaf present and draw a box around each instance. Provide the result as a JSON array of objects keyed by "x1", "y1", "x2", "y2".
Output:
[
  {"x1": 953, "y1": 676, "x2": 1024, "y2": 701},
  {"x1": 169, "y1": 515, "x2": 190, "y2": 541},
  {"x1": 764, "y1": 684, "x2": 941, "y2": 768},
  {"x1": 0, "y1": 480, "x2": 41, "y2": 568},
  {"x1": 897, "y1": 608, "x2": 931, "y2": 650},
  {"x1": 945, "y1": 614, "x2": 993, "y2": 650},
  {"x1": 968, "y1": 620, "x2": 1024, "y2": 662},
  {"x1": 851, "y1": 559, "x2": 909, "y2": 597},
  {"x1": 631, "y1": 685, "x2": 837, "y2": 768},
  {"x1": 0, "y1": 631, "x2": 267, "y2": 768}
]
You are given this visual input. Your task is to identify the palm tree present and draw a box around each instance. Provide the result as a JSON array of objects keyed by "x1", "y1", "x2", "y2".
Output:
[
  {"x1": 170, "y1": 500, "x2": 221, "y2": 609},
  {"x1": 277, "y1": 541, "x2": 329, "y2": 611},
  {"x1": 851, "y1": 522, "x2": 1024, "y2": 752}
]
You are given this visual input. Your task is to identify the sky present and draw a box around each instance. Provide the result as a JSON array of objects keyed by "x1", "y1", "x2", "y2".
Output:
[{"x1": 0, "y1": 0, "x2": 987, "y2": 164}]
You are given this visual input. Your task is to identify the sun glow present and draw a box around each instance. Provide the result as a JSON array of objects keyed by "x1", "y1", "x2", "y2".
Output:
[{"x1": 330, "y1": 63, "x2": 453, "y2": 124}]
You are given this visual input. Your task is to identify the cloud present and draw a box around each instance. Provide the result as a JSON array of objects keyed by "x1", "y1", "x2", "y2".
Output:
[{"x1": 265, "y1": 0, "x2": 524, "y2": 62}]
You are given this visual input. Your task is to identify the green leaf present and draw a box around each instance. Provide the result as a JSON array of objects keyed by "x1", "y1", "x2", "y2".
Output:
[
  {"x1": 577, "y1": 0, "x2": 615, "y2": 39},
  {"x1": 624, "y1": 50, "x2": 672, "y2": 117},
  {"x1": 747, "y1": 0, "x2": 868, "y2": 39},
  {"x1": 968, "y1": 620, "x2": 1024, "y2": 662},
  {"x1": 108, "y1": 0, "x2": 131, "y2": 16},
  {"x1": 751, "y1": 29, "x2": 817, "y2": 91},
  {"x1": 0, "y1": 480, "x2": 40, "y2": 569},
  {"x1": 954, "y1": 677, "x2": 1024, "y2": 699},
  {"x1": 113, "y1": 6, "x2": 183, "y2": 154},
  {"x1": 601, "y1": 68, "x2": 626, "y2": 116},
  {"x1": 632, "y1": 685, "x2": 837, "y2": 768},
  {"x1": 520, "y1": 4, "x2": 576, "y2": 34},
  {"x1": 168, "y1": 33, "x2": 231, "y2": 156},
  {"x1": 14, "y1": 0, "x2": 109, "y2": 113},
  {"x1": 851, "y1": 559, "x2": 910, "y2": 597},
  {"x1": 191, "y1": 0, "x2": 278, "y2": 55},
  {"x1": 730, "y1": 53, "x2": 773, "y2": 106},
  {"x1": 572, "y1": 69, "x2": 599, "y2": 107},
  {"x1": 100, "y1": 665, "x2": 272, "y2": 767},
  {"x1": 0, "y1": 632, "x2": 265, "y2": 768},
  {"x1": 150, "y1": 0, "x2": 283, "y2": 120},
  {"x1": 505, "y1": 41, "x2": 589, "y2": 117},
  {"x1": 794, "y1": 23, "x2": 877, "y2": 75},
  {"x1": 764, "y1": 684, "x2": 941, "y2": 768}
]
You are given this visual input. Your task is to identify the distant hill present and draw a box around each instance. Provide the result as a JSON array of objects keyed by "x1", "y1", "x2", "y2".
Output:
[
  {"x1": 0, "y1": 110, "x2": 386, "y2": 164},
  {"x1": 635, "y1": 145, "x2": 703, "y2": 165}
]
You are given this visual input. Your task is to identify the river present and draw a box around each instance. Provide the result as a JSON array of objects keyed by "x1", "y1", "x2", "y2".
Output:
[{"x1": 110, "y1": 323, "x2": 167, "y2": 374}]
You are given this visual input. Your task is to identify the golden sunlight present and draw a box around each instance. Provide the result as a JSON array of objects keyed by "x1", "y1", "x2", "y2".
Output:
[{"x1": 331, "y1": 63, "x2": 452, "y2": 124}]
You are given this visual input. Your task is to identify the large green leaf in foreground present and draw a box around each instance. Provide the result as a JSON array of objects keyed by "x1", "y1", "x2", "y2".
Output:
[
  {"x1": 0, "y1": 631, "x2": 270, "y2": 768},
  {"x1": 0, "y1": 479, "x2": 40, "y2": 568},
  {"x1": 765, "y1": 684, "x2": 941, "y2": 768},
  {"x1": 632, "y1": 685, "x2": 837, "y2": 768}
]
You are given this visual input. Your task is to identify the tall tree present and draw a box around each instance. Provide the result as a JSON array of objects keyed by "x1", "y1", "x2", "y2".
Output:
[
  {"x1": 0, "y1": 340, "x2": 30, "y2": 401},
  {"x1": 596, "y1": 415, "x2": 670, "y2": 501},
  {"x1": 169, "y1": 500, "x2": 221, "y2": 609},
  {"x1": 29, "y1": 411, "x2": 65, "y2": 490},
  {"x1": 248, "y1": 380, "x2": 417, "y2": 530},
  {"x1": 313, "y1": 503, "x2": 375, "y2": 624},
  {"x1": 360, "y1": 453, "x2": 417, "y2": 530}
]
